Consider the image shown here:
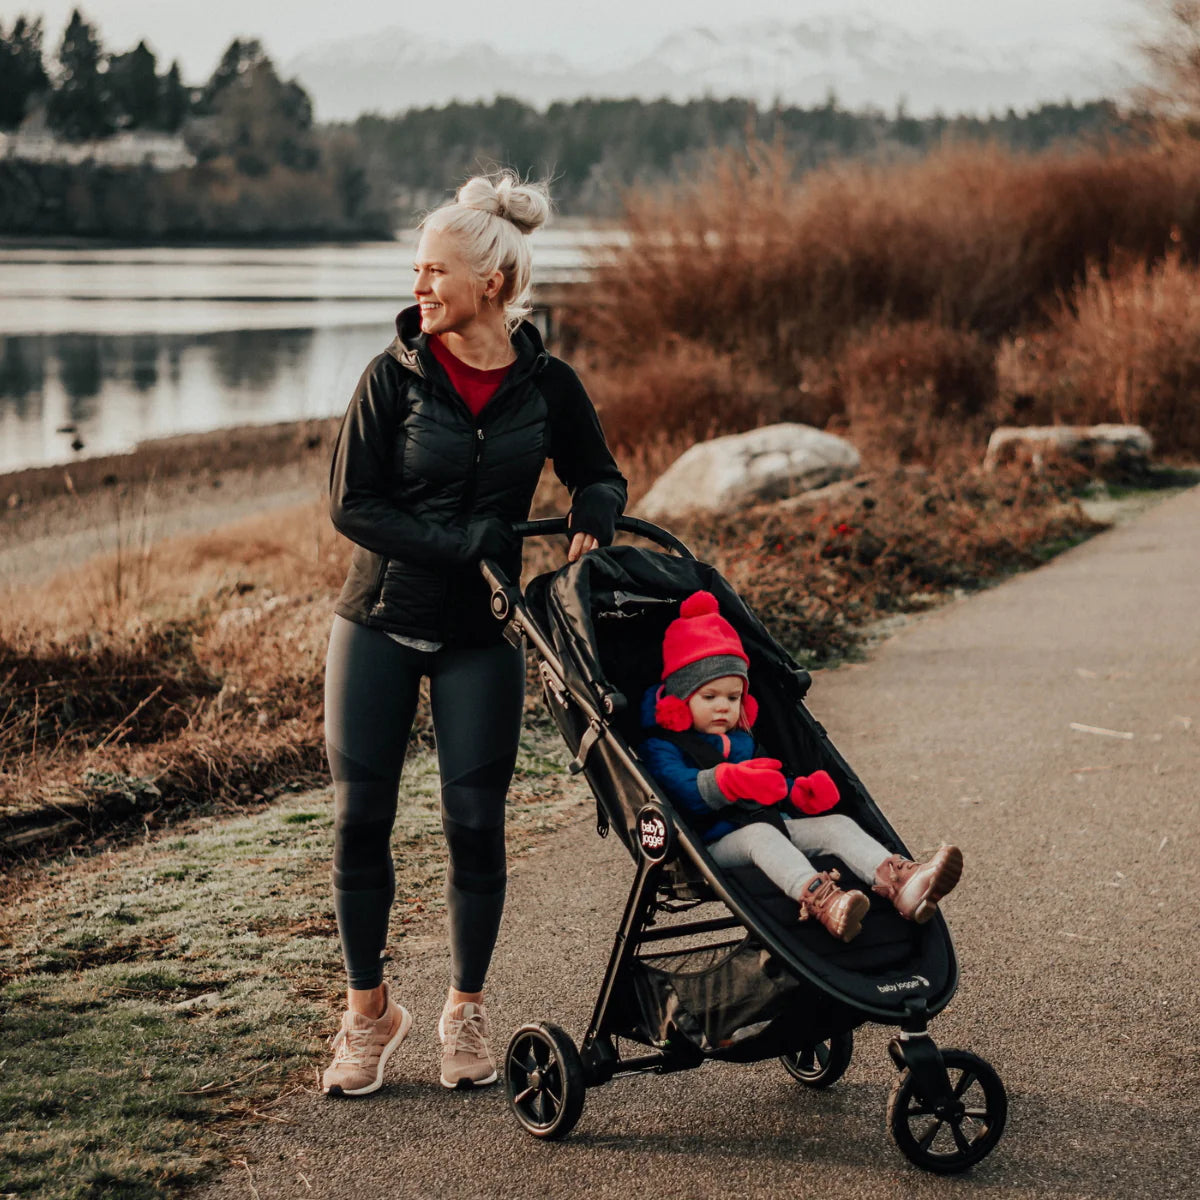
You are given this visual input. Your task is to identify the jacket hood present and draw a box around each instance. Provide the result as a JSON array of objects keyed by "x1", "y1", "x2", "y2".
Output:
[{"x1": 387, "y1": 305, "x2": 548, "y2": 379}]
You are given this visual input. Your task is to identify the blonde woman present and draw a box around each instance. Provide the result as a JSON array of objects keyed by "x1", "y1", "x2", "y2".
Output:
[{"x1": 322, "y1": 173, "x2": 626, "y2": 1095}]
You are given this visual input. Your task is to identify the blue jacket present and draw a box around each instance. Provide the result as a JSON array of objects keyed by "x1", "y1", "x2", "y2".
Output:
[{"x1": 638, "y1": 685, "x2": 780, "y2": 842}]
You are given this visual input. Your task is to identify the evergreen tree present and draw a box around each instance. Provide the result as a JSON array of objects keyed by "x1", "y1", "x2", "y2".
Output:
[
  {"x1": 157, "y1": 60, "x2": 189, "y2": 132},
  {"x1": 47, "y1": 8, "x2": 114, "y2": 140},
  {"x1": 0, "y1": 15, "x2": 50, "y2": 130},
  {"x1": 107, "y1": 40, "x2": 159, "y2": 130},
  {"x1": 197, "y1": 38, "x2": 268, "y2": 114}
]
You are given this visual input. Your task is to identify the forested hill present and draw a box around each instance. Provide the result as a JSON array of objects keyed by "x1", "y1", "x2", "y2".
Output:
[{"x1": 353, "y1": 95, "x2": 1141, "y2": 216}]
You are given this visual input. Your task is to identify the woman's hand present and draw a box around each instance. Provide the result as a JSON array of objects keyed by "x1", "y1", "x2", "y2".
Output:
[{"x1": 567, "y1": 531, "x2": 599, "y2": 562}]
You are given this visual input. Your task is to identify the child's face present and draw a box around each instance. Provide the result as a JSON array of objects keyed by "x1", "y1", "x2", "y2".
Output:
[{"x1": 687, "y1": 676, "x2": 744, "y2": 734}]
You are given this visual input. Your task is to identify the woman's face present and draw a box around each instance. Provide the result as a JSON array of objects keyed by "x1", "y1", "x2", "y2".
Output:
[
  {"x1": 413, "y1": 225, "x2": 486, "y2": 337},
  {"x1": 687, "y1": 676, "x2": 744, "y2": 735}
]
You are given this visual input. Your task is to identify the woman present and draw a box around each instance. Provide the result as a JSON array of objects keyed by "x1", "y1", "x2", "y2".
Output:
[{"x1": 321, "y1": 172, "x2": 627, "y2": 1097}]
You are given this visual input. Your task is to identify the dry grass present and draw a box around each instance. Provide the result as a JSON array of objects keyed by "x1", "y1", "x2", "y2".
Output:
[
  {"x1": 997, "y1": 249, "x2": 1200, "y2": 455},
  {"x1": 572, "y1": 140, "x2": 1200, "y2": 458}
]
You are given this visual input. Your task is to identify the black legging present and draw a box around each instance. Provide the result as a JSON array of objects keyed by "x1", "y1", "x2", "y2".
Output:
[{"x1": 324, "y1": 614, "x2": 525, "y2": 992}]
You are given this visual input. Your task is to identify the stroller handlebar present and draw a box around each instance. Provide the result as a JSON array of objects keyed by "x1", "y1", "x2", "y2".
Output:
[{"x1": 512, "y1": 515, "x2": 694, "y2": 559}]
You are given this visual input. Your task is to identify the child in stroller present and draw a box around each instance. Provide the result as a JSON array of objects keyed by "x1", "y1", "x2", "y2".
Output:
[{"x1": 639, "y1": 590, "x2": 963, "y2": 943}]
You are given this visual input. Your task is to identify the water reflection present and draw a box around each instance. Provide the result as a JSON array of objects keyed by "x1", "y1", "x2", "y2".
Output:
[{"x1": 0, "y1": 324, "x2": 391, "y2": 474}]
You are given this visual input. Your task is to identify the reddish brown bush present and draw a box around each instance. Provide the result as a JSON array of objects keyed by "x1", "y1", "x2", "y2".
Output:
[
  {"x1": 832, "y1": 320, "x2": 998, "y2": 464},
  {"x1": 574, "y1": 141, "x2": 1200, "y2": 387},
  {"x1": 997, "y1": 249, "x2": 1200, "y2": 455}
]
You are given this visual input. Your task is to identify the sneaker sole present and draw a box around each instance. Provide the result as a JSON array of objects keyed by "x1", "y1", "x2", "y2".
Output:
[
  {"x1": 834, "y1": 892, "x2": 871, "y2": 942},
  {"x1": 907, "y1": 847, "x2": 964, "y2": 924},
  {"x1": 439, "y1": 1068, "x2": 499, "y2": 1090},
  {"x1": 323, "y1": 1004, "x2": 412, "y2": 1098}
]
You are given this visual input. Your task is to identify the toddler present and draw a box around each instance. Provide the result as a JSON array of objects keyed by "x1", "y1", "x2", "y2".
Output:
[{"x1": 638, "y1": 591, "x2": 962, "y2": 942}]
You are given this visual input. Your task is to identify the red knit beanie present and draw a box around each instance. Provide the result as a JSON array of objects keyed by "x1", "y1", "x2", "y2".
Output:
[{"x1": 654, "y1": 591, "x2": 758, "y2": 731}]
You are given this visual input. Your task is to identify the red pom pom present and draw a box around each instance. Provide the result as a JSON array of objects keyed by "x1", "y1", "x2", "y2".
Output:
[
  {"x1": 655, "y1": 691, "x2": 693, "y2": 732},
  {"x1": 739, "y1": 691, "x2": 759, "y2": 729},
  {"x1": 679, "y1": 590, "x2": 720, "y2": 619}
]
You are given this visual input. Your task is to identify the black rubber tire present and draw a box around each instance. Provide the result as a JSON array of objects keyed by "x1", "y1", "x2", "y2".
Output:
[
  {"x1": 779, "y1": 1030, "x2": 854, "y2": 1088},
  {"x1": 887, "y1": 1048, "x2": 1007, "y2": 1174},
  {"x1": 504, "y1": 1022, "x2": 586, "y2": 1140}
]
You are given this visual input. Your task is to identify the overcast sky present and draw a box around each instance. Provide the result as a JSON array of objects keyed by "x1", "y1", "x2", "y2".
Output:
[{"x1": 3, "y1": 1, "x2": 1143, "y2": 81}]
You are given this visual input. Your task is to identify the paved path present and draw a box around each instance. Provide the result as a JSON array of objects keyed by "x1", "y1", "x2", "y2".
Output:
[{"x1": 195, "y1": 488, "x2": 1200, "y2": 1200}]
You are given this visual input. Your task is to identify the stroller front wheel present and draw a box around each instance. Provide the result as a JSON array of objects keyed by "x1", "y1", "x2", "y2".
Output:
[
  {"x1": 887, "y1": 1048, "x2": 1007, "y2": 1174},
  {"x1": 504, "y1": 1022, "x2": 586, "y2": 1140},
  {"x1": 779, "y1": 1030, "x2": 853, "y2": 1088}
]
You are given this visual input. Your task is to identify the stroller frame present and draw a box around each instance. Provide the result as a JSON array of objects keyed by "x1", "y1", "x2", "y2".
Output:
[{"x1": 482, "y1": 517, "x2": 1007, "y2": 1174}]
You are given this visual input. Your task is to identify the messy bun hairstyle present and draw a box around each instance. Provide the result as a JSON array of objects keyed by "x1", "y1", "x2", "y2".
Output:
[{"x1": 422, "y1": 171, "x2": 551, "y2": 334}]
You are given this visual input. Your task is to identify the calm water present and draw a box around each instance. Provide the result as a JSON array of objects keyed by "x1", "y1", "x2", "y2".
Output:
[{"x1": 0, "y1": 230, "x2": 602, "y2": 475}]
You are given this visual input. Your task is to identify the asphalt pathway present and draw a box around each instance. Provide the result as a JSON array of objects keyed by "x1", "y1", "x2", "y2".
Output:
[{"x1": 195, "y1": 486, "x2": 1200, "y2": 1200}]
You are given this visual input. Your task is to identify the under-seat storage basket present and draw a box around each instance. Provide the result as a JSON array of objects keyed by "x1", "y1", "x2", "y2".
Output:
[{"x1": 630, "y1": 936, "x2": 807, "y2": 1054}]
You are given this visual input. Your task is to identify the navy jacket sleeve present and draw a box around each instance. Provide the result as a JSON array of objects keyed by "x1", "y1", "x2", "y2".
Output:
[
  {"x1": 639, "y1": 737, "x2": 722, "y2": 825},
  {"x1": 328, "y1": 356, "x2": 473, "y2": 566},
  {"x1": 543, "y1": 358, "x2": 627, "y2": 544}
]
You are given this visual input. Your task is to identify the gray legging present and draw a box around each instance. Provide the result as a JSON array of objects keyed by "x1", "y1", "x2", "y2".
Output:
[
  {"x1": 708, "y1": 814, "x2": 891, "y2": 901},
  {"x1": 324, "y1": 614, "x2": 525, "y2": 992}
]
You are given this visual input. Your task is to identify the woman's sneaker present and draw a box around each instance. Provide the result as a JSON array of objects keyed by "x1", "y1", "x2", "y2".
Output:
[
  {"x1": 322, "y1": 983, "x2": 412, "y2": 1097},
  {"x1": 438, "y1": 1000, "x2": 498, "y2": 1089},
  {"x1": 873, "y1": 846, "x2": 964, "y2": 923},
  {"x1": 798, "y1": 870, "x2": 870, "y2": 942}
]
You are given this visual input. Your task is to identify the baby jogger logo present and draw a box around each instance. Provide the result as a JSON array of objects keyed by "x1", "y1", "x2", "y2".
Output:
[
  {"x1": 637, "y1": 808, "x2": 670, "y2": 860},
  {"x1": 876, "y1": 974, "x2": 932, "y2": 995}
]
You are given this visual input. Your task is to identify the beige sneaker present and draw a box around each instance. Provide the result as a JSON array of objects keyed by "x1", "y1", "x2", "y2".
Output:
[
  {"x1": 438, "y1": 1000, "x2": 498, "y2": 1089},
  {"x1": 322, "y1": 983, "x2": 412, "y2": 1097}
]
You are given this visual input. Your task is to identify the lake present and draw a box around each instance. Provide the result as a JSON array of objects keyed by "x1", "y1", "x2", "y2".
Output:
[{"x1": 0, "y1": 229, "x2": 603, "y2": 476}]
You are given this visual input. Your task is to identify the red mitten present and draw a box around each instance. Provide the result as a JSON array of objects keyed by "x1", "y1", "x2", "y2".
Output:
[
  {"x1": 714, "y1": 758, "x2": 787, "y2": 805},
  {"x1": 789, "y1": 770, "x2": 840, "y2": 815}
]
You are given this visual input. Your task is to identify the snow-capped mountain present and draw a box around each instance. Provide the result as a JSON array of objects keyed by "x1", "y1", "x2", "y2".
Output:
[{"x1": 286, "y1": 15, "x2": 1127, "y2": 122}]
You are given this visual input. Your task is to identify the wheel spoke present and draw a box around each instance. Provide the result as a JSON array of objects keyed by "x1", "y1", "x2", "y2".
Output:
[
  {"x1": 950, "y1": 1119, "x2": 973, "y2": 1154},
  {"x1": 512, "y1": 1084, "x2": 536, "y2": 1106},
  {"x1": 953, "y1": 1069, "x2": 978, "y2": 1099},
  {"x1": 917, "y1": 1119, "x2": 944, "y2": 1152},
  {"x1": 797, "y1": 1047, "x2": 816, "y2": 1072},
  {"x1": 513, "y1": 1044, "x2": 538, "y2": 1075},
  {"x1": 814, "y1": 1042, "x2": 830, "y2": 1069},
  {"x1": 963, "y1": 1106, "x2": 990, "y2": 1121},
  {"x1": 533, "y1": 1041, "x2": 551, "y2": 1069},
  {"x1": 905, "y1": 1098, "x2": 935, "y2": 1117}
]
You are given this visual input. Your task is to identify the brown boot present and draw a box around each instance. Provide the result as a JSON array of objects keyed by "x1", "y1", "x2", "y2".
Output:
[
  {"x1": 873, "y1": 846, "x2": 963, "y2": 924},
  {"x1": 798, "y1": 870, "x2": 870, "y2": 942}
]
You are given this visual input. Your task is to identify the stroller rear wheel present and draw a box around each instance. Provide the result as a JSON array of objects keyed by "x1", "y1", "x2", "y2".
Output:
[
  {"x1": 779, "y1": 1030, "x2": 853, "y2": 1088},
  {"x1": 504, "y1": 1022, "x2": 585, "y2": 1140},
  {"x1": 887, "y1": 1048, "x2": 1007, "y2": 1174}
]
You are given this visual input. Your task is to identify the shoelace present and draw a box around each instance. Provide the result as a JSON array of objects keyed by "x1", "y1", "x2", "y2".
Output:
[
  {"x1": 443, "y1": 1011, "x2": 488, "y2": 1056},
  {"x1": 333, "y1": 1018, "x2": 386, "y2": 1067}
]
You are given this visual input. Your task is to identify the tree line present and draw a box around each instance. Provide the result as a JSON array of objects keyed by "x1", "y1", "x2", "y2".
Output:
[
  {"x1": 351, "y1": 95, "x2": 1139, "y2": 215},
  {"x1": 0, "y1": 7, "x2": 1144, "y2": 234}
]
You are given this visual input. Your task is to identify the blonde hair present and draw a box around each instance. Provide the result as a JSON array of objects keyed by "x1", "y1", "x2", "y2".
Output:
[{"x1": 422, "y1": 171, "x2": 551, "y2": 334}]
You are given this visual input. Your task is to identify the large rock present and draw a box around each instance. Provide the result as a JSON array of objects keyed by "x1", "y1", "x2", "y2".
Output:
[
  {"x1": 635, "y1": 423, "x2": 860, "y2": 522},
  {"x1": 984, "y1": 424, "x2": 1153, "y2": 473}
]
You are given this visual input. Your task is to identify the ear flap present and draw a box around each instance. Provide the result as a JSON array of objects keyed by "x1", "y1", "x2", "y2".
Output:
[
  {"x1": 738, "y1": 690, "x2": 759, "y2": 730},
  {"x1": 654, "y1": 689, "x2": 693, "y2": 732}
]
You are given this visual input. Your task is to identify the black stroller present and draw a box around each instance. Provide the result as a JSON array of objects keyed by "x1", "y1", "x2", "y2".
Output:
[{"x1": 481, "y1": 517, "x2": 1007, "y2": 1175}]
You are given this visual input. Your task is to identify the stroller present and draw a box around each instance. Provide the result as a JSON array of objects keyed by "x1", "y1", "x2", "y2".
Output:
[{"x1": 481, "y1": 517, "x2": 1007, "y2": 1175}]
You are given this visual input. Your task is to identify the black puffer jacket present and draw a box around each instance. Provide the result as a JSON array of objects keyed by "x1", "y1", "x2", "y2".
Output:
[{"x1": 329, "y1": 306, "x2": 627, "y2": 646}]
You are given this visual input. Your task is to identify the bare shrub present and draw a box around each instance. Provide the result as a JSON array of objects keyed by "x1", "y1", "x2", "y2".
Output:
[
  {"x1": 831, "y1": 320, "x2": 998, "y2": 464},
  {"x1": 575, "y1": 141, "x2": 1200, "y2": 387},
  {"x1": 997, "y1": 249, "x2": 1200, "y2": 454},
  {"x1": 576, "y1": 339, "x2": 830, "y2": 453}
]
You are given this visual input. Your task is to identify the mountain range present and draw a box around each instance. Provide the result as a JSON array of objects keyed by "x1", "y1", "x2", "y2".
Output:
[{"x1": 285, "y1": 15, "x2": 1129, "y2": 122}]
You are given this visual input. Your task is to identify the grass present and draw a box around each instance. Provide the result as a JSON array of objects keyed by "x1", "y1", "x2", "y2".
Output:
[{"x1": 0, "y1": 727, "x2": 591, "y2": 1199}]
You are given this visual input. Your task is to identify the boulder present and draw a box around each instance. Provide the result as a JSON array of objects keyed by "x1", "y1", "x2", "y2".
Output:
[
  {"x1": 635, "y1": 424, "x2": 860, "y2": 523},
  {"x1": 984, "y1": 424, "x2": 1153, "y2": 473}
]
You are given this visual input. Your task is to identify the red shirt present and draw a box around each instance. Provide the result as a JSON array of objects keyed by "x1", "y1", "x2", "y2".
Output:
[{"x1": 428, "y1": 335, "x2": 513, "y2": 418}]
